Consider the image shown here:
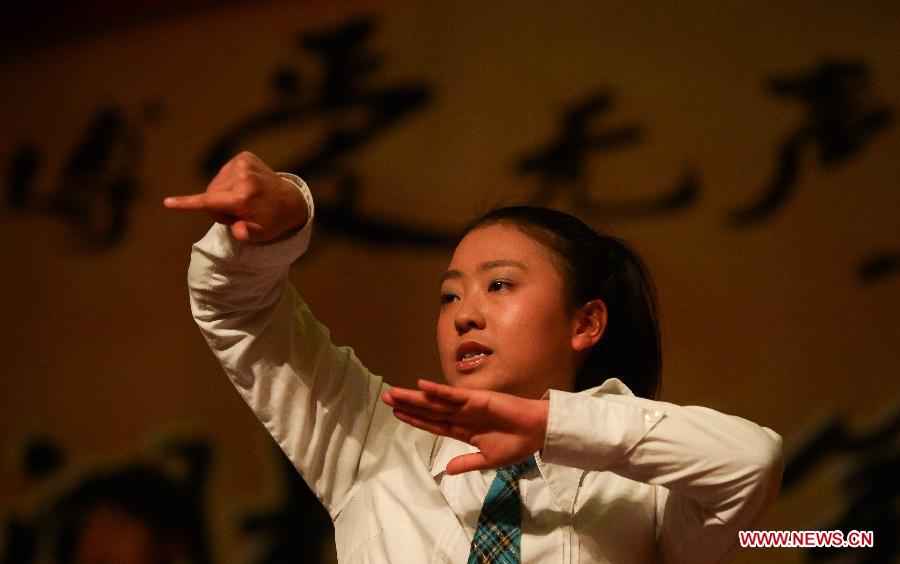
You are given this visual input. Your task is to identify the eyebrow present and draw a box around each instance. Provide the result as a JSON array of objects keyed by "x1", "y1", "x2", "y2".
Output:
[{"x1": 440, "y1": 260, "x2": 528, "y2": 284}]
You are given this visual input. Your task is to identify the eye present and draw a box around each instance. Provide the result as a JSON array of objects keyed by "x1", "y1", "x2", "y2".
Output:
[
  {"x1": 488, "y1": 279, "x2": 513, "y2": 292},
  {"x1": 440, "y1": 291, "x2": 459, "y2": 305}
]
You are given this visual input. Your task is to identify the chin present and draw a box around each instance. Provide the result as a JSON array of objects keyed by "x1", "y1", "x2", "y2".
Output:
[{"x1": 447, "y1": 370, "x2": 512, "y2": 394}]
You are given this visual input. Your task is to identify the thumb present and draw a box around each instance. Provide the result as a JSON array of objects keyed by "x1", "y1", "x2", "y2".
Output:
[
  {"x1": 445, "y1": 452, "x2": 488, "y2": 475},
  {"x1": 231, "y1": 221, "x2": 250, "y2": 241},
  {"x1": 230, "y1": 220, "x2": 264, "y2": 242}
]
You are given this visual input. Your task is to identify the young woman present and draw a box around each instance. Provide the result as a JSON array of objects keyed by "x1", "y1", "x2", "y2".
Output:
[{"x1": 166, "y1": 152, "x2": 782, "y2": 563}]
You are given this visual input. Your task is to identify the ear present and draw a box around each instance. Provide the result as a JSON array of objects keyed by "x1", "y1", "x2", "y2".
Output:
[{"x1": 571, "y1": 299, "x2": 607, "y2": 352}]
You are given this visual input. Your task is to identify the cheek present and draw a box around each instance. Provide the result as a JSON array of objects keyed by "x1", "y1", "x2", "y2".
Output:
[
  {"x1": 436, "y1": 313, "x2": 460, "y2": 384},
  {"x1": 503, "y1": 299, "x2": 560, "y2": 331},
  {"x1": 506, "y1": 301, "x2": 572, "y2": 353},
  {"x1": 435, "y1": 311, "x2": 454, "y2": 362}
]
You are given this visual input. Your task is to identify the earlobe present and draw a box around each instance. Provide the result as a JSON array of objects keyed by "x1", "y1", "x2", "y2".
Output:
[{"x1": 571, "y1": 299, "x2": 607, "y2": 351}]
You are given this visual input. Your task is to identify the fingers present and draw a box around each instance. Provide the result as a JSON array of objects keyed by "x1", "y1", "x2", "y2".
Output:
[
  {"x1": 386, "y1": 387, "x2": 458, "y2": 414},
  {"x1": 163, "y1": 193, "x2": 208, "y2": 211},
  {"x1": 164, "y1": 190, "x2": 239, "y2": 214},
  {"x1": 390, "y1": 402, "x2": 448, "y2": 423},
  {"x1": 445, "y1": 452, "x2": 489, "y2": 475},
  {"x1": 164, "y1": 194, "x2": 256, "y2": 242},
  {"x1": 230, "y1": 150, "x2": 272, "y2": 174},
  {"x1": 381, "y1": 390, "x2": 457, "y2": 424},
  {"x1": 417, "y1": 379, "x2": 469, "y2": 404},
  {"x1": 165, "y1": 151, "x2": 272, "y2": 214},
  {"x1": 390, "y1": 408, "x2": 451, "y2": 437}
]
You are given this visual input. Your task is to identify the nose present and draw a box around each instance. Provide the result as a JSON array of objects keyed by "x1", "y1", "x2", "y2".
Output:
[{"x1": 454, "y1": 295, "x2": 486, "y2": 334}]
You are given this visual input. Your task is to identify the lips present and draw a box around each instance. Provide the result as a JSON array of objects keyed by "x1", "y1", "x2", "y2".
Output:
[{"x1": 455, "y1": 341, "x2": 493, "y2": 371}]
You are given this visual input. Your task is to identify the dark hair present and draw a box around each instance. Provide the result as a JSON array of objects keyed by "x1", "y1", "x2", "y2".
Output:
[
  {"x1": 462, "y1": 206, "x2": 661, "y2": 398},
  {"x1": 52, "y1": 465, "x2": 191, "y2": 563}
]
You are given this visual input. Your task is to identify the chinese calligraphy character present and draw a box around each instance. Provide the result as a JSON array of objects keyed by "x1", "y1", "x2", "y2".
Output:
[
  {"x1": 202, "y1": 17, "x2": 453, "y2": 248},
  {"x1": 517, "y1": 90, "x2": 698, "y2": 218},
  {"x1": 7, "y1": 142, "x2": 40, "y2": 210},
  {"x1": 858, "y1": 250, "x2": 900, "y2": 283},
  {"x1": 5, "y1": 102, "x2": 161, "y2": 250},
  {"x1": 731, "y1": 59, "x2": 893, "y2": 225}
]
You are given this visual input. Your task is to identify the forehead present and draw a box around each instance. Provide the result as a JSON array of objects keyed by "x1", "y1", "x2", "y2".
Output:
[{"x1": 449, "y1": 223, "x2": 558, "y2": 271}]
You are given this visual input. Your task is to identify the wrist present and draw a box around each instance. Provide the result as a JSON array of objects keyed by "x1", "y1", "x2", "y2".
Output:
[{"x1": 245, "y1": 177, "x2": 310, "y2": 245}]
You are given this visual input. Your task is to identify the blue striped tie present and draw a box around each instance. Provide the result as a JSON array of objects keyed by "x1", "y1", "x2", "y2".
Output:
[{"x1": 467, "y1": 456, "x2": 536, "y2": 564}]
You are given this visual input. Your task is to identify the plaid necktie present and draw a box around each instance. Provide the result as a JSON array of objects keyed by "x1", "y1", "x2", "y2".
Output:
[{"x1": 467, "y1": 456, "x2": 537, "y2": 564}]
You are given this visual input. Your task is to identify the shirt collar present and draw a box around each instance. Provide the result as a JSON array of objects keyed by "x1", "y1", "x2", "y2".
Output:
[
  {"x1": 583, "y1": 377, "x2": 634, "y2": 397},
  {"x1": 429, "y1": 436, "x2": 479, "y2": 478}
]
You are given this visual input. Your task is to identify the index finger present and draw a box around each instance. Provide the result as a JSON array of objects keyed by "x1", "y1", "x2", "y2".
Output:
[
  {"x1": 163, "y1": 193, "x2": 208, "y2": 211},
  {"x1": 164, "y1": 191, "x2": 239, "y2": 214}
]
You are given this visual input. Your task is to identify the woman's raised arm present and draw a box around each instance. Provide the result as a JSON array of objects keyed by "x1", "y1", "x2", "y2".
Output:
[{"x1": 167, "y1": 153, "x2": 392, "y2": 516}]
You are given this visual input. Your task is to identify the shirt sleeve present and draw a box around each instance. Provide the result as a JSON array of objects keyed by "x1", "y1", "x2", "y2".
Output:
[
  {"x1": 541, "y1": 385, "x2": 783, "y2": 563},
  {"x1": 187, "y1": 175, "x2": 389, "y2": 517}
]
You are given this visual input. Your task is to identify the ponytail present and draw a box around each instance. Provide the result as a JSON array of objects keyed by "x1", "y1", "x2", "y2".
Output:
[
  {"x1": 574, "y1": 237, "x2": 660, "y2": 397},
  {"x1": 462, "y1": 207, "x2": 661, "y2": 398}
]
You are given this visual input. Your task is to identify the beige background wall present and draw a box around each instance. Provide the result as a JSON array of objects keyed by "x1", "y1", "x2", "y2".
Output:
[{"x1": 2, "y1": 1, "x2": 898, "y2": 562}]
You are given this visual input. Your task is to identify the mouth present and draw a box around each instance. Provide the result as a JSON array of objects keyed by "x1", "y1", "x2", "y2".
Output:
[{"x1": 455, "y1": 341, "x2": 493, "y2": 372}]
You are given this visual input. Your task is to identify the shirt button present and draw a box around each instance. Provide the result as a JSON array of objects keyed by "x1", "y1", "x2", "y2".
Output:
[{"x1": 644, "y1": 410, "x2": 662, "y2": 423}]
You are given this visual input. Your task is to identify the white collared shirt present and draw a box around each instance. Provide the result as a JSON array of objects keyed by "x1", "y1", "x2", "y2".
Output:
[{"x1": 187, "y1": 175, "x2": 782, "y2": 563}]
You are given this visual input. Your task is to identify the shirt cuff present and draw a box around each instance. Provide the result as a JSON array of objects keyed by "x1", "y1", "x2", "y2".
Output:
[
  {"x1": 194, "y1": 174, "x2": 315, "y2": 269},
  {"x1": 278, "y1": 172, "x2": 315, "y2": 231}
]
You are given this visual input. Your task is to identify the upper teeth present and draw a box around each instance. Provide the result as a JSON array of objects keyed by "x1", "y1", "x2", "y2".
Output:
[{"x1": 462, "y1": 352, "x2": 485, "y2": 360}]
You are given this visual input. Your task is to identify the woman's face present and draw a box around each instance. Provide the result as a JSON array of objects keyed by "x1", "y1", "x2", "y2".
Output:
[{"x1": 437, "y1": 223, "x2": 585, "y2": 398}]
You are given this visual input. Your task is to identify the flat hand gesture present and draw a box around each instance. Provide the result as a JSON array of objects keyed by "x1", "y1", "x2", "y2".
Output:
[
  {"x1": 164, "y1": 151, "x2": 307, "y2": 242},
  {"x1": 382, "y1": 380, "x2": 549, "y2": 475}
]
